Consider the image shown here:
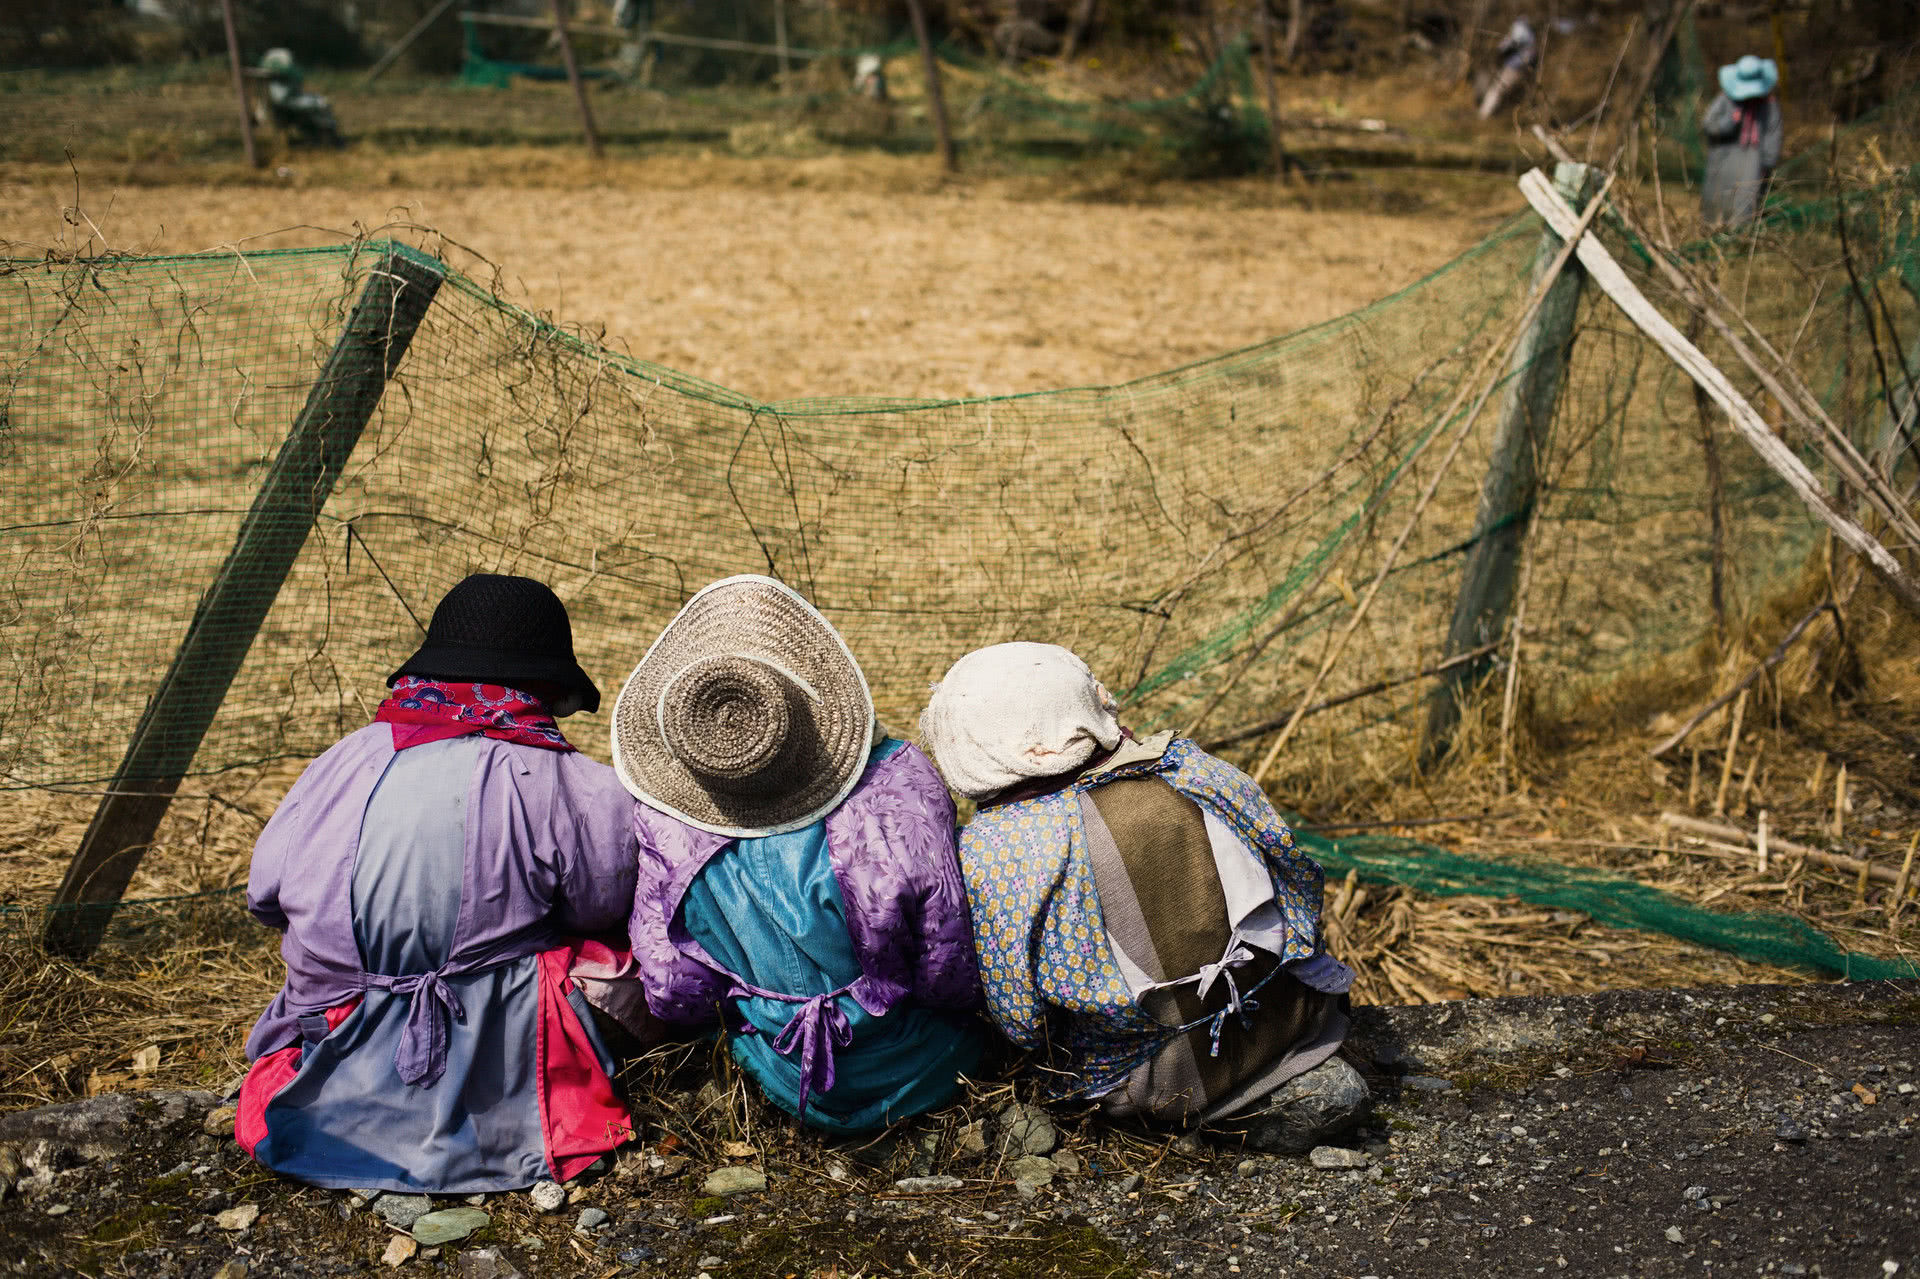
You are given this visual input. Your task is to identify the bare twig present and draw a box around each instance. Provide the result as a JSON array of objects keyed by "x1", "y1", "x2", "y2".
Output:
[{"x1": 1649, "y1": 603, "x2": 1841, "y2": 757}]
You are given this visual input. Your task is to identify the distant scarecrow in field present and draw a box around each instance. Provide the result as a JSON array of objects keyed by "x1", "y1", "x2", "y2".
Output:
[
  {"x1": 618, "y1": 575, "x2": 986, "y2": 1132},
  {"x1": 1701, "y1": 55, "x2": 1783, "y2": 227},
  {"x1": 255, "y1": 47, "x2": 344, "y2": 148},
  {"x1": 920, "y1": 644, "x2": 1369, "y2": 1150},
  {"x1": 1478, "y1": 16, "x2": 1538, "y2": 119},
  {"x1": 240, "y1": 574, "x2": 651, "y2": 1193}
]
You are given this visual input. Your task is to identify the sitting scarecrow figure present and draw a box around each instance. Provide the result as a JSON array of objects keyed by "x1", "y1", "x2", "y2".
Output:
[
  {"x1": 920, "y1": 643, "x2": 1369, "y2": 1150},
  {"x1": 255, "y1": 48, "x2": 344, "y2": 148}
]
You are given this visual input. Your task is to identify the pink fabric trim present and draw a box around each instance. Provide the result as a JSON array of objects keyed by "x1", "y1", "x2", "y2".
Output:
[
  {"x1": 234, "y1": 997, "x2": 360, "y2": 1158},
  {"x1": 536, "y1": 941, "x2": 636, "y2": 1181}
]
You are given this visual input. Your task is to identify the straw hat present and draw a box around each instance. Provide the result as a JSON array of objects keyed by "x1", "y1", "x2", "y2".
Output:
[{"x1": 611, "y1": 575, "x2": 874, "y2": 837}]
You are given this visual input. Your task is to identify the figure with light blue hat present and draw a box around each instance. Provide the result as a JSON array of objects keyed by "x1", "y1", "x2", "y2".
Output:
[{"x1": 1701, "y1": 55, "x2": 1783, "y2": 226}]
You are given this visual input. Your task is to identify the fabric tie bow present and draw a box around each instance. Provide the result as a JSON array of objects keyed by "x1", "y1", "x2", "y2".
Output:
[
  {"x1": 362, "y1": 967, "x2": 468, "y2": 1088},
  {"x1": 769, "y1": 991, "x2": 854, "y2": 1120},
  {"x1": 1195, "y1": 945, "x2": 1259, "y2": 1059}
]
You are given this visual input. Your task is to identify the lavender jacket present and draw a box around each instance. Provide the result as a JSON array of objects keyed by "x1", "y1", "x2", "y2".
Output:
[
  {"x1": 246, "y1": 724, "x2": 638, "y2": 1085},
  {"x1": 627, "y1": 742, "x2": 981, "y2": 1026}
]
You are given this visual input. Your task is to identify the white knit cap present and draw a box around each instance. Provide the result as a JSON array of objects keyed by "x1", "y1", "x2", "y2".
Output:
[{"x1": 919, "y1": 642, "x2": 1124, "y2": 799}]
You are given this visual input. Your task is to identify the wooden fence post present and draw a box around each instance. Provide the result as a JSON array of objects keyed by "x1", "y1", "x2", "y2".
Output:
[
  {"x1": 1424, "y1": 160, "x2": 1598, "y2": 761},
  {"x1": 905, "y1": 0, "x2": 956, "y2": 173},
  {"x1": 550, "y1": 0, "x2": 604, "y2": 158},
  {"x1": 44, "y1": 251, "x2": 445, "y2": 958},
  {"x1": 219, "y1": 0, "x2": 261, "y2": 169}
]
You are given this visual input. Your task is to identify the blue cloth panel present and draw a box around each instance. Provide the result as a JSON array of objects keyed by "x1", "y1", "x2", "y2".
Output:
[{"x1": 681, "y1": 739, "x2": 982, "y2": 1133}]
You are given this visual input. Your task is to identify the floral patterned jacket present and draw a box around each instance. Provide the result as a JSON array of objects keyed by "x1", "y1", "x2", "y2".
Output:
[
  {"x1": 959, "y1": 734, "x2": 1327, "y2": 1100},
  {"x1": 626, "y1": 741, "x2": 983, "y2": 1026}
]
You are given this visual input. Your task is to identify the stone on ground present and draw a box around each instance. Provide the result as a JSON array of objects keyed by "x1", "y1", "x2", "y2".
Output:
[
  {"x1": 702, "y1": 1166, "x2": 767, "y2": 1197},
  {"x1": 380, "y1": 1235, "x2": 418, "y2": 1268},
  {"x1": 1308, "y1": 1146, "x2": 1369, "y2": 1170},
  {"x1": 410, "y1": 1207, "x2": 490, "y2": 1246},
  {"x1": 528, "y1": 1180, "x2": 566, "y2": 1213},
  {"x1": 1008, "y1": 1155, "x2": 1056, "y2": 1188},
  {"x1": 997, "y1": 1103, "x2": 1058, "y2": 1156},
  {"x1": 214, "y1": 1203, "x2": 261, "y2": 1231},
  {"x1": 894, "y1": 1176, "x2": 965, "y2": 1192},
  {"x1": 374, "y1": 1194, "x2": 433, "y2": 1230},
  {"x1": 1243, "y1": 1057, "x2": 1371, "y2": 1155},
  {"x1": 454, "y1": 1246, "x2": 524, "y2": 1279}
]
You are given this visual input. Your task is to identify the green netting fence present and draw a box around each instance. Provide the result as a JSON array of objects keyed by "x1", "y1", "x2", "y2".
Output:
[{"x1": 5, "y1": 150, "x2": 1920, "y2": 977}]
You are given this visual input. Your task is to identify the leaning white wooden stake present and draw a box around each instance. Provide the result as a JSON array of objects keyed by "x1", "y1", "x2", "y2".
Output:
[{"x1": 1518, "y1": 169, "x2": 1920, "y2": 621}]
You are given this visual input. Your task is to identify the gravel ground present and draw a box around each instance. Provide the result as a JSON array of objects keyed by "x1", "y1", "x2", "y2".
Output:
[{"x1": 1, "y1": 980, "x2": 1913, "y2": 1279}]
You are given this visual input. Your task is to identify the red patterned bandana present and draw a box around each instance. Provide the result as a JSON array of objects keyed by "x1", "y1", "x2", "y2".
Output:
[{"x1": 375, "y1": 677, "x2": 575, "y2": 752}]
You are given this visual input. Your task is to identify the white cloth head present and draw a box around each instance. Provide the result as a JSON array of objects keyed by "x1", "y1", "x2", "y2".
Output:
[{"x1": 919, "y1": 642, "x2": 1123, "y2": 799}]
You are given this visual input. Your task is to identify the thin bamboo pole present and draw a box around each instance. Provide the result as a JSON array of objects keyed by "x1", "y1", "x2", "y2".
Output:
[
  {"x1": 1258, "y1": 2, "x2": 1289, "y2": 183},
  {"x1": 219, "y1": 0, "x2": 261, "y2": 169},
  {"x1": 549, "y1": 0, "x2": 604, "y2": 159}
]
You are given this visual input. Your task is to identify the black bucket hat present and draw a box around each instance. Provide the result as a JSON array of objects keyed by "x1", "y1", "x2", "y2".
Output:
[{"x1": 388, "y1": 574, "x2": 601, "y2": 712}]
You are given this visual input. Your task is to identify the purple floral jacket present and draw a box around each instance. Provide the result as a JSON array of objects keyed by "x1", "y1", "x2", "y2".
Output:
[{"x1": 627, "y1": 742, "x2": 982, "y2": 1025}]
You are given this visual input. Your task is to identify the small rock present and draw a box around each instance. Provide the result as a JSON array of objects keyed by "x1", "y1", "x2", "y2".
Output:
[
  {"x1": 375, "y1": 1194, "x2": 434, "y2": 1230},
  {"x1": 202, "y1": 1105, "x2": 238, "y2": 1138},
  {"x1": 1008, "y1": 1155, "x2": 1055, "y2": 1188},
  {"x1": 1235, "y1": 1159, "x2": 1261, "y2": 1177},
  {"x1": 463, "y1": 1192, "x2": 487, "y2": 1206},
  {"x1": 528, "y1": 1180, "x2": 566, "y2": 1213},
  {"x1": 575, "y1": 1206, "x2": 610, "y2": 1233},
  {"x1": 0, "y1": 1091, "x2": 218, "y2": 1163},
  {"x1": 616, "y1": 1248, "x2": 654, "y2": 1265},
  {"x1": 348, "y1": 1187, "x2": 384, "y2": 1210},
  {"x1": 410, "y1": 1207, "x2": 490, "y2": 1246},
  {"x1": 1118, "y1": 1173, "x2": 1144, "y2": 1193},
  {"x1": 214, "y1": 1203, "x2": 260, "y2": 1232},
  {"x1": 1245, "y1": 1058, "x2": 1372, "y2": 1155},
  {"x1": 1665, "y1": 1226, "x2": 1684, "y2": 1244},
  {"x1": 1402, "y1": 1075, "x2": 1453, "y2": 1092},
  {"x1": 1780, "y1": 1265, "x2": 1807, "y2": 1276},
  {"x1": 1309, "y1": 1147, "x2": 1368, "y2": 1170},
  {"x1": 698, "y1": 1257, "x2": 724, "y2": 1269},
  {"x1": 45, "y1": 1202, "x2": 71, "y2": 1217},
  {"x1": 1475, "y1": 1154, "x2": 1494, "y2": 1166},
  {"x1": 825, "y1": 1160, "x2": 850, "y2": 1183},
  {"x1": 380, "y1": 1235, "x2": 418, "y2": 1269},
  {"x1": 453, "y1": 1246, "x2": 524, "y2": 1279},
  {"x1": 1052, "y1": 1149, "x2": 1081, "y2": 1175},
  {"x1": 212, "y1": 1262, "x2": 247, "y2": 1279},
  {"x1": 1171, "y1": 1132, "x2": 1206, "y2": 1157},
  {"x1": 956, "y1": 1121, "x2": 988, "y2": 1157},
  {"x1": 702, "y1": 1166, "x2": 767, "y2": 1197},
  {"x1": 894, "y1": 1176, "x2": 965, "y2": 1192},
  {"x1": 997, "y1": 1103, "x2": 1059, "y2": 1156},
  {"x1": 1774, "y1": 1119, "x2": 1809, "y2": 1143},
  {"x1": 1683, "y1": 1185, "x2": 1707, "y2": 1201}
]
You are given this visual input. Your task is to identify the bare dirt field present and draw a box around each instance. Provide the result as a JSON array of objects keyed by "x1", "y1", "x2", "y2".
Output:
[{"x1": 0, "y1": 151, "x2": 1510, "y2": 401}]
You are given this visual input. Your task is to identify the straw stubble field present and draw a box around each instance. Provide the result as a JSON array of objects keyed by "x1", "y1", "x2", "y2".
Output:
[{"x1": 0, "y1": 158, "x2": 1915, "y2": 1115}]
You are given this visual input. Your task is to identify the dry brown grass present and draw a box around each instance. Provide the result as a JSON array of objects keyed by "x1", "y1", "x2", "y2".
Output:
[{"x1": 2, "y1": 89, "x2": 1916, "y2": 1117}]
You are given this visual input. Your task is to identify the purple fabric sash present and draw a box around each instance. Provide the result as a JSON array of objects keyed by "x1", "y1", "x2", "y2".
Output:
[
  {"x1": 354, "y1": 933, "x2": 557, "y2": 1088},
  {"x1": 359, "y1": 968, "x2": 468, "y2": 1088},
  {"x1": 716, "y1": 969, "x2": 899, "y2": 1119}
]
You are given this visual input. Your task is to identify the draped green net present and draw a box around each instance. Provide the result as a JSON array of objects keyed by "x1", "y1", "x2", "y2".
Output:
[{"x1": 5, "y1": 125, "x2": 1920, "y2": 975}]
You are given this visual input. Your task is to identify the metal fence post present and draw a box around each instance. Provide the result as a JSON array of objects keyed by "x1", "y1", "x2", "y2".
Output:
[{"x1": 44, "y1": 250, "x2": 445, "y2": 958}]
